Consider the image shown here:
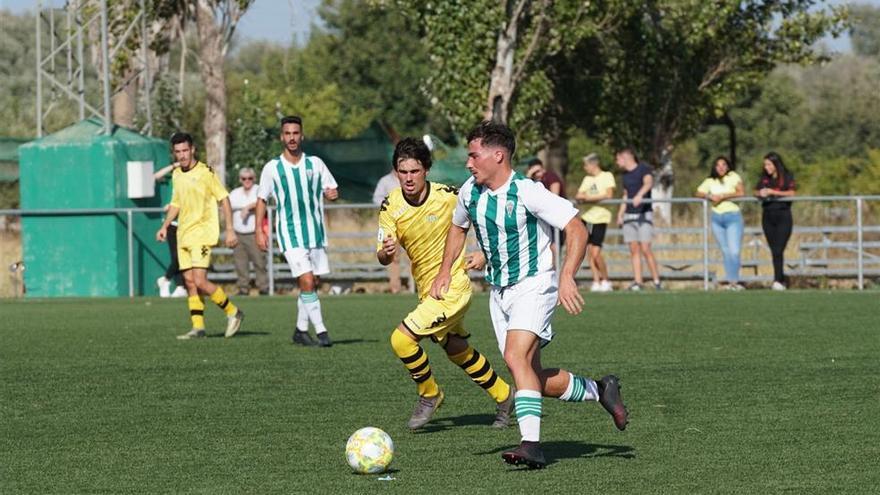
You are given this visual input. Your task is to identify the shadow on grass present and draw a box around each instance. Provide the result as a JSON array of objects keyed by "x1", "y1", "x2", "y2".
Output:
[
  {"x1": 413, "y1": 413, "x2": 497, "y2": 433},
  {"x1": 206, "y1": 331, "x2": 270, "y2": 338},
  {"x1": 329, "y1": 338, "x2": 378, "y2": 345},
  {"x1": 475, "y1": 441, "x2": 635, "y2": 467}
]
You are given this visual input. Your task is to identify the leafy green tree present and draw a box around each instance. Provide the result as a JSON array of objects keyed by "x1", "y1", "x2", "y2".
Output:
[
  {"x1": 850, "y1": 3, "x2": 880, "y2": 58},
  {"x1": 317, "y1": 0, "x2": 448, "y2": 138},
  {"x1": 407, "y1": 0, "x2": 614, "y2": 152},
  {"x1": 227, "y1": 79, "x2": 271, "y2": 186},
  {"x1": 593, "y1": 0, "x2": 847, "y2": 166}
]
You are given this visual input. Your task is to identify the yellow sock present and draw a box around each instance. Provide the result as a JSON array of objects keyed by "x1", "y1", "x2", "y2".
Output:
[
  {"x1": 390, "y1": 329, "x2": 440, "y2": 398},
  {"x1": 187, "y1": 296, "x2": 205, "y2": 330},
  {"x1": 448, "y1": 345, "x2": 511, "y2": 403},
  {"x1": 209, "y1": 287, "x2": 237, "y2": 316}
]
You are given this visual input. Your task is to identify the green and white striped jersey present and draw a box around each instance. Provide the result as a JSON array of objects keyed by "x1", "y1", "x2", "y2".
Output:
[
  {"x1": 257, "y1": 154, "x2": 338, "y2": 250},
  {"x1": 453, "y1": 171, "x2": 577, "y2": 287}
]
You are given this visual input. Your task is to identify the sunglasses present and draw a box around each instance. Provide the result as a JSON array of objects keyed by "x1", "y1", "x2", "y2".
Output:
[{"x1": 240, "y1": 177, "x2": 255, "y2": 181}]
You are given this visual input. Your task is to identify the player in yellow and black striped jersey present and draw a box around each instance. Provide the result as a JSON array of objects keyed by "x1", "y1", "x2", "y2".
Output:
[{"x1": 376, "y1": 137, "x2": 513, "y2": 430}]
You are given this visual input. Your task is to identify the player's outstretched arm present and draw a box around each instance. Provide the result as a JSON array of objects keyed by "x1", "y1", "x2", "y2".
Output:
[
  {"x1": 558, "y1": 216, "x2": 587, "y2": 315},
  {"x1": 429, "y1": 223, "x2": 467, "y2": 300}
]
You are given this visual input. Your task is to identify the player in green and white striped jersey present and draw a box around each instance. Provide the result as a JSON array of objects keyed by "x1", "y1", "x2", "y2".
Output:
[
  {"x1": 256, "y1": 116, "x2": 338, "y2": 347},
  {"x1": 430, "y1": 121, "x2": 629, "y2": 469}
]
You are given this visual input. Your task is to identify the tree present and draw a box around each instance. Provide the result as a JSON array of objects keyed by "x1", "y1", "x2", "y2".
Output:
[
  {"x1": 227, "y1": 78, "x2": 270, "y2": 186},
  {"x1": 594, "y1": 0, "x2": 846, "y2": 166},
  {"x1": 413, "y1": 0, "x2": 612, "y2": 152},
  {"x1": 317, "y1": 0, "x2": 445, "y2": 138},
  {"x1": 850, "y1": 3, "x2": 880, "y2": 58},
  {"x1": 192, "y1": 0, "x2": 254, "y2": 183}
]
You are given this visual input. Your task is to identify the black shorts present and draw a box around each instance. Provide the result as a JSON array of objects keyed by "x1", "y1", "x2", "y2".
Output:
[{"x1": 582, "y1": 220, "x2": 608, "y2": 247}]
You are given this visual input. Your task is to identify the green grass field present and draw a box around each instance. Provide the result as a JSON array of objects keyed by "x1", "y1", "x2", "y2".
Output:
[{"x1": 2, "y1": 291, "x2": 879, "y2": 493}]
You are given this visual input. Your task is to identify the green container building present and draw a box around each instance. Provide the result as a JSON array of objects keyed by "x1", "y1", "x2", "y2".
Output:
[{"x1": 19, "y1": 119, "x2": 171, "y2": 297}]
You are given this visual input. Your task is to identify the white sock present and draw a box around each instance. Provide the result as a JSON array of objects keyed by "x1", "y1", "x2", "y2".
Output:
[
  {"x1": 296, "y1": 294, "x2": 309, "y2": 331},
  {"x1": 301, "y1": 291, "x2": 327, "y2": 334},
  {"x1": 515, "y1": 389, "x2": 542, "y2": 442},
  {"x1": 558, "y1": 372, "x2": 599, "y2": 402}
]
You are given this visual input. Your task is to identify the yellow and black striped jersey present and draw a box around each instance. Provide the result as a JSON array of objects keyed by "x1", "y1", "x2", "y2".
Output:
[{"x1": 377, "y1": 182, "x2": 470, "y2": 298}]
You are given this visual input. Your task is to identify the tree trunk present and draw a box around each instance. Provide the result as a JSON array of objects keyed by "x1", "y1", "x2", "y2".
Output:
[
  {"x1": 721, "y1": 111, "x2": 738, "y2": 174},
  {"x1": 195, "y1": 0, "x2": 227, "y2": 183},
  {"x1": 486, "y1": 5, "x2": 519, "y2": 123},
  {"x1": 112, "y1": 66, "x2": 138, "y2": 128},
  {"x1": 652, "y1": 144, "x2": 675, "y2": 225}
]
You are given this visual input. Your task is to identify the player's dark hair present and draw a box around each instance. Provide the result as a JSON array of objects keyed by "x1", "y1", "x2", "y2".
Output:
[
  {"x1": 392, "y1": 137, "x2": 432, "y2": 172},
  {"x1": 466, "y1": 120, "x2": 516, "y2": 157},
  {"x1": 170, "y1": 132, "x2": 193, "y2": 147},
  {"x1": 710, "y1": 156, "x2": 734, "y2": 179},
  {"x1": 528, "y1": 158, "x2": 543, "y2": 167},
  {"x1": 280, "y1": 115, "x2": 303, "y2": 130}
]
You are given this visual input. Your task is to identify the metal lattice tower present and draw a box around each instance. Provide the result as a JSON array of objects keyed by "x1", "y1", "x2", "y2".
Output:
[{"x1": 35, "y1": 0, "x2": 153, "y2": 137}]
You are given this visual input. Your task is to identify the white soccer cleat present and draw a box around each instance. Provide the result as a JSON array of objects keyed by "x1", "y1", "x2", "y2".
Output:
[
  {"x1": 600, "y1": 280, "x2": 614, "y2": 292},
  {"x1": 225, "y1": 309, "x2": 244, "y2": 338},
  {"x1": 771, "y1": 281, "x2": 786, "y2": 291},
  {"x1": 171, "y1": 285, "x2": 187, "y2": 298},
  {"x1": 157, "y1": 276, "x2": 171, "y2": 298},
  {"x1": 590, "y1": 282, "x2": 602, "y2": 292}
]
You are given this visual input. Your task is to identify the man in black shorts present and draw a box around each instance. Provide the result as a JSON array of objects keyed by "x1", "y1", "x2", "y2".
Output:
[{"x1": 575, "y1": 153, "x2": 616, "y2": 292}]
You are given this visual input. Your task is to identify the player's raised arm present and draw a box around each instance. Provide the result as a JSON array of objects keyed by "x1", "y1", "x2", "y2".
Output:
[{"x1": 429, "y1": 223, "x2": 468, "y2": 300}]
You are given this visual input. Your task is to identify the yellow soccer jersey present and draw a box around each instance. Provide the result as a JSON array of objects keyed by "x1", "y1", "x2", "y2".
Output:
[
  {"x1": 169, "y1": 161, "x2": 229, "y2": 248},
  {"x1": 377, "y1": 182, "x2": 469, "y2": 298}
]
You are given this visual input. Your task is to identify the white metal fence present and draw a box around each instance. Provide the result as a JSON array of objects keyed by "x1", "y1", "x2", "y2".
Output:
[{"x1": 2, "y1": 194, "x2": 879, "y2": 297}]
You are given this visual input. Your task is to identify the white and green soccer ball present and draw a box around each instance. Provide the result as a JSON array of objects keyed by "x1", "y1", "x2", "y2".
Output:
[{"x1": 345, "y1": 427, "x2": 394, "y2": 474}]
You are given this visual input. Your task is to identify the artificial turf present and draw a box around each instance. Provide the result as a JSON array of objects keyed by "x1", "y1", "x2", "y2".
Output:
[{"x1": 1, "y1": 291, "x2": 878, "y2": 493}]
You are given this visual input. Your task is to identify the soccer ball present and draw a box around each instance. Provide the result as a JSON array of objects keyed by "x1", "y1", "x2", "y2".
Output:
[{"x1": 345, "y1": 427, "x2": 394, "y2": 474}]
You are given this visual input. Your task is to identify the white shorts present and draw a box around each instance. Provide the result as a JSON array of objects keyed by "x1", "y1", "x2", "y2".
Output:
[
  {"x1": 489, "y1": 271, "x2": 557, "y2": 355},
  {"x1": 283, "y1": 248, "x2": 330, "y2": 278}
]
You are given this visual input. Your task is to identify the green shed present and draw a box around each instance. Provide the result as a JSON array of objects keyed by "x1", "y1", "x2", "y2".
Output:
[{"x1": 19, "y1": 119, "x2": 171, "y2": 297}]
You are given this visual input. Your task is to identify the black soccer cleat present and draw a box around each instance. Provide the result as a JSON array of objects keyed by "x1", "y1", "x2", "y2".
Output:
[
  {"x1": 291, "y1": 330, "x2": 317, "y2": 347},
  {"x1": 502, "y1": 441, "x2": 546, "y2": 469},
  {"x1": 317, "y1": 332, "x2": 332, "y2": 347},
  {"x1": 598, "y1": 374, "x2": 629, "y2": 431}
]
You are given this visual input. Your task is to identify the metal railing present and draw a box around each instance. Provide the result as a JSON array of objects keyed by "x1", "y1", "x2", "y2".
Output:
[{"x1": 2, "y1": 194, "x2": 879, "y2": 297}]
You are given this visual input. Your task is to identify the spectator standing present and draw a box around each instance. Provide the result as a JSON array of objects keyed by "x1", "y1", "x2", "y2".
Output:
[
  {"x1": 755, "y1": 152, "x2": 797, "y2": 290},
  {"x1": 229, "y1": 167, "x2": 269, "y2": 295},
  {"x1": 575, "y1": 153, "x2": 615, "y2": 292},
  {"x1": 373, "y1": 168, "x2": 403, "y2": 293},
  {"x1": 696, "y1": 156, "x2": 745, "y2": 290},
  {"x1": 615, "y1": 148, "x2": 661, "y2": 290},
  {"x1": 525, "y1": 158, "x2": 566, "y2": 198}
]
